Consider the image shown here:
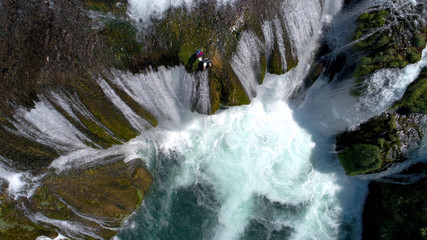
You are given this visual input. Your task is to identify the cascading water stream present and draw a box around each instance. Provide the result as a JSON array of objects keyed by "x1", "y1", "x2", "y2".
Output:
[
  {"x1": 110, "y1": 1, "x2": 372, "y2": 239},
  {"x1": 1, "y1": 0, "x2": 426, "y2": 239},
  {"x1": 115, "y1": 69, "x2": 369, "y2": 240}
]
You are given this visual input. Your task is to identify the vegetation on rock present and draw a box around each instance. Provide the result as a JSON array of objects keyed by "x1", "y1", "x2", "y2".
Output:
[
  {"x1": 337, "y1": 63, "x2": 427, "y2": 176},
  {"x1": 351, "y1": 8, "x2": 426, "y2": 96},
  {"x1": 337, "y1": 144, "x2": 383, "y2": 176},
  {"x1": 268, "y1": 39, "x2": 284, "y2": 75},
  {"x1": 82, "y1": 0, "x2": 128, "y2": 15},
  {"x1": 101, "y1": 19, "x2": 144, "y2": 70},
  {"x1": 363, "y1": 176, "x2": 427, "y2": 240},
  {"x1": 1, "y1": 158, "x2": 154, "y2": 239},
  {"x1": 41, "y1": 159, "x2": 152, "y2": 221},
  {"x1": 0, "y1": 183, "x2": 57, "y2": 240},
  {"x1": 336, "y1": 114, "x2": 402, "y2": 175},
  {"x1": 395, "y1": 67, "x2": 427, "y2": 114}
]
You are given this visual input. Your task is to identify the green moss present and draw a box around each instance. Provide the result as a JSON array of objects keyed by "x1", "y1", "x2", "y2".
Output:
[
  {"x1": 268, "y1": 39, "x2": 283, "y2": 75},
  {"x1": 0, "y1": 194, "x2": 56, "y2": 239},
  {"x1": 338, "y1": 144, "x2": 383, "y2": 175},
  {"x1": 354, "y1": 61, "x2": 374, "y2": 78},
  {"x1": 373, "y1": 35, "x2": 390, "y2": 49},
  {"x1": 350, "y1": 8, "x2": 426, "y2": 95},
  {"x1": 76, "y1": 77, "x2": 139, "y2": 142},
  {"x1": 83, "y1": 0, "x2": 128, "y2": 15},
  {"x1": 363, "y1": 179, "x2": 427, "y2": 239},
  {"x1": 32, "y1": 186, "x2": 72, "y2": 220},
  {"x1": 357, "y1": 12, "x2": 369, "y2": 22},
  {"x1": 336, "y1": 114, "x2": 402, "y2": 175},
  {"x1": 42, "y1": 160, "x2": 153, "y2": 221},
  {"x1": 409, "y1": 51, "x2": 422, "y2": 64},
  {"x1": 47, "y1": 98, "x2": 118, "y2": 148},
  {"x1": 414, "y1": 34, "x2": 426, "y2": 48},
  {"x1": 77, "y1": 112, "x2": 122, "y2": 146},
  {"x1": 395, "y1": 67, "x2": 427, "y2": 114},
  {"x1": 209, "y1": 74, "x2": 221, "y2": 114},
  {"x1": 210, "y1": 65, "x2": 250, "y2": 108},
  {"x1": 179, "y1": 44, "x2": 200, "y2": 71},
  {"x1": 101, "y1": 20, "x2": 143, "y2": 70},
  {"x1": 258, "y1": 52, "x2": 267, "y2": 84},
  {"x1": 0, "y1": 127, "x2": 58, "y2": 172}
]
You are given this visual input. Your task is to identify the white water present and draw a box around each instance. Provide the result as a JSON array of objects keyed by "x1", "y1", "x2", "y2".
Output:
[
  {"x1": 110, "y1": 66, "x2": 211, "y2": 121},
  {"x1": 0, "y1": 159, "x2": 32, "y2": 198},
  {"x1": 115, "y1": 69, "x2": 368, "y2": 240},
  {"x1": 36, "y1": 234, "x2": 69, "y2": 240},
  {"x1": 0, "y1": 0, "x2": 425, "y2": 239},
  {"x1": 298, "y1": 45, "x2": 427, "y2": 136},
  {"x1": 127, "y1": 0, "x2": 237, "y2": 22}
]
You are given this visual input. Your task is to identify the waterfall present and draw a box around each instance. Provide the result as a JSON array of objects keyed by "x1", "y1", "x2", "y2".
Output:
[
  {"x1": 115, "y1": 1, "x2": 371, "y2": 240},
  {"x1": 1, "y1": 0, "x2": 426, "y2": 239},
  {"x1": 127, "y1": 0, "x2": 239, "y2": 23},
  {"x1": 109, "y1": 66, "x2": 211, "y2": 123},
  {"x1": 296, "y1": 46, "x2": 427, "y2": 136}
]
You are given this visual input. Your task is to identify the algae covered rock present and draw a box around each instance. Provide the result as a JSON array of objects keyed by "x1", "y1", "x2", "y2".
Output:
[
  {"x1": 336, "y1": 114, "x2": 400, "y2": 175},
  {"x1": 350, "y1": 6, "x2": 426, "y2": 96},
  {"x1": 0, "y1": 181, "x2": 57, "y2": 240},
  {"x1": 336, "y1": 64, "x2": 427, "y2": 176},
  {"x1": 363, "y1": 169, "x2": 427, "y2": 240},
  {"x1": 39, "y1": 158, "x2": 152, "y2": 219},
  {"x1": 0, "y1": 158, "x2": 154, "y2": 239},
  {"x1": 336, "y1": 111, "x2": 425, "y2": 175},
  {"x1": 268, "y1": 38, "x2": 284, "y2": 75},
  {"x1": 395, "y1": 67, "x2": 427, "y2": 114}
]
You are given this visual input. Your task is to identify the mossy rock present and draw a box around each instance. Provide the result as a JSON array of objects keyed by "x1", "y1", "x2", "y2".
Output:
[
  {"x1": 338, "y1": 143, "x2": 383, "y2": 175},
  {"x1": 363, "y1": 178, "x2": 427, "y2": 240},
  {"x1": 0, "y1": 190, "x2": 56, "y2": 240},
  {"x1": 42, "y1": 159, "x2": 153, "y2": 221},
  {"x1": 395, "y1": 67, "x2": 427, "y2": 114},
  {"x1": 75, "y1": 76, "x2": 139, "y2": 143},
  {"x1": 350, "y1": 7, "x2": 426, "y2": 96},
  {"x1": 101, "y1": 19, "x2": 143, "y2": 70},
  {"x1": 82, "y1": 0, "x2": 128, "y2": 15},
  {"x1": 0, "y1": 158, "x2": 153, "y2": 239},
  {"x1": 258, "y1": 51, "x2": 267, "y2": 84},
  {"x1": 336, "y1": 114, "x2": 402, "y2": 175},
  {"x1": 268, "y1": 38, "x2": 283, "y2": 75},
  {"x1": 209, "y1": 65, "x2": 250, "y2": 110},
  {"x1": 31, "y1": 186, "x2": 73, "y2": 221},
  {"x1": 179, "y1": 44, "x2": 200, "y2": 71},
  {"x1": 0, "y1": 126, "x2": 59, "y2": 173}
]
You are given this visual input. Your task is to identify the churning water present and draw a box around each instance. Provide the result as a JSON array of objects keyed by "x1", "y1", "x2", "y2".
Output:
[
  {"x1": 2, "y1": 0, "x2": 426, "y2": 239},
  {"x1": 113, "y1": 70, "x2": 369, "y2": 240}
]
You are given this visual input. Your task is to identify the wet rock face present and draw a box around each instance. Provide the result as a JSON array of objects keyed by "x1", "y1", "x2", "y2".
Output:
[
  {"x1": 336, "y1": 68, "x2": 427, "y2": 176},
  {"x1": 336, "y1": 112, "x2": 426, "y2": 176},
  {"x1": 395, "y1": 113, "x2": 426, "y2": 154},
  {"x1": 0, "y1": 158, "x2": 153, "y2": 239},
  {"x1": 0, "y1": 181, "x2": 57, "y2": 239},
  {"x1": 0, "y1": 0, "x2": 103, "y2": 110}
]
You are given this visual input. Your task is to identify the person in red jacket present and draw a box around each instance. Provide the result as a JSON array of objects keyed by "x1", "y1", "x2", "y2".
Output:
[{"x1": 195, "y1": 49, "x2": 204, "y2": 61}]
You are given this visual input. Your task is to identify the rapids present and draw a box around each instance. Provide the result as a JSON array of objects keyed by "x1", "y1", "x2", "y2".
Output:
[
  {"x1": 1, "y1": 0, "x2": 426, "y2": 239},
  {"x1": 114, "y1": 71, "x2": 369, "y2": 240}
]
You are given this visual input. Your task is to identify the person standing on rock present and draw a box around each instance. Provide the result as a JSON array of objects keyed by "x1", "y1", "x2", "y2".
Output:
[{"x1": 196, "y1": 49, "x2": 204, "y2": 61}]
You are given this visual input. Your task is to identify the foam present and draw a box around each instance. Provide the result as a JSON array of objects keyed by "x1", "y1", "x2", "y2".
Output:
[
  {"x1": 115, "y1": 64, "x2": 368, "y2": 239},
  {"x1": 36, "y1": 234, "x2": 69, "y2": 240},
  {"x1": 127, "y1": 0, "x2": 236, "y2": 23}
]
